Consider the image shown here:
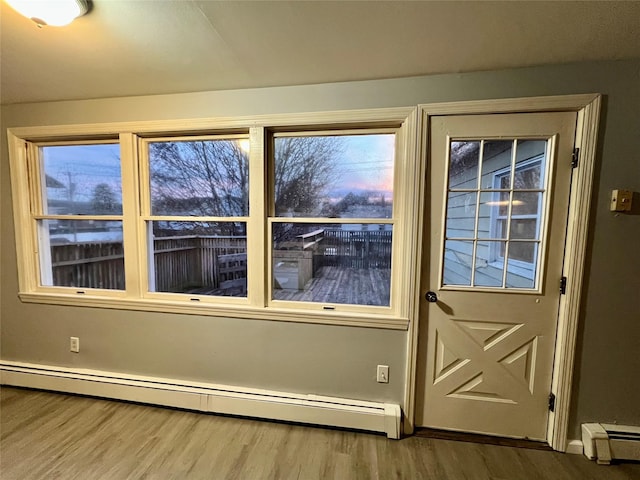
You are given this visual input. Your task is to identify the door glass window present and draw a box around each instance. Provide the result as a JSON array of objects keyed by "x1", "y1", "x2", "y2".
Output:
[{"x1": 442, "y1": 139, "x2": 547, "y2": 289}]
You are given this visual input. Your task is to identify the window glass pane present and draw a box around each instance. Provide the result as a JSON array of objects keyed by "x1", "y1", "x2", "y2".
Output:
[
  {"x1": 481, "y1": 140, "x2": 513, "y2": 189},
  {"x1": 509, "y1": 219, "x2": 538, "y2": 240},
  {"x1": 442, "y1": 139, "x2": 546, "y2": 291},
  {"x1": 442, "y1": 240, "x2": 473, "y2": 286},
  {"x1": 496, "y1": 219, "x2": 508, "y2": 241},
  {"x1": 274, "y1": 134, "x2": 394, "y2": 218},
  {"x1": 474, "y1": 241, "x2": 505, "y2": 287},
  {"x1": 449, "y1": 141, "x2": 479, "y2": 189},
  {"x1": 149, "y1": 139, "x2": 249, "y2": 217},
  {"x1": 497, "y1": 191, "x2": 511, "y2": 217},
  {"x1": 149, "y1": 221, "x2": 247, "y2": 297},
  {"x1": 272, "y1": 223, "x2": 391, "y2": 306},
  {"x1": 512, "y1": 191, "x2": 541, "y2": 216},
  {"x1": 41, "y1": 144, "x2": 122, "y2": 215},
  {"x1": 478, "y1": 191, "x2": 501, "y2": 239},
  {"x1": 515, "y1": 140, "x2": 546, "y2": 189},
  {"x1": 41, "y1": 219, "x2": 124, "y2": 289},
  {"x1": 506, "y1": 242, "x2": 538, "y2": 288},
  {"x1": 507, "y1": 240, "x2": 537, "y2": 264},
  {"x1": 446, "y1": 192, "x2": 476, "y2": 239},
  {"x1": 514, "y1": 165, "x2": 542, "y2": 190}
]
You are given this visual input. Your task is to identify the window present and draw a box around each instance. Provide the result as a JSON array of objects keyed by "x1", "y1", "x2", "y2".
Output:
[
  {"x1": 270, "y1": 132, "x2": 395, "y2": 308},
  {"x1": 143, "y1": 136, "x2": 249, "y2": 297},
  {"x1": 36, "y1": 142, "x2": 124, "y2": 291},
  {"x1": 8, "y1": 109, "x2": 417, "y2": 328},
  {"x1": 442, "y1": 139, "x2": 548, "y2": 289}
]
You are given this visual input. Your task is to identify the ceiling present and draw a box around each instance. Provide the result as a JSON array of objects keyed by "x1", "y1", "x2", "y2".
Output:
[{"x1": 1, "y1": 0, "x2": 639, "y2": 105}]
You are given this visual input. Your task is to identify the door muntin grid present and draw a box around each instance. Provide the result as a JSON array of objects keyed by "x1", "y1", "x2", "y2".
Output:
[{"x1": 441, "y1": 139, "x2": 548, "y2": 290}]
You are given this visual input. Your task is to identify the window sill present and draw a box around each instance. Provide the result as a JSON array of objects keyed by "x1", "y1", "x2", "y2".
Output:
[{"x1": 17, "y1": 291, "x2": 409, "y2": 330}]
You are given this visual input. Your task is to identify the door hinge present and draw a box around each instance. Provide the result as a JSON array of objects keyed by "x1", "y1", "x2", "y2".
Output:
[
  {"x1": 560, "y1": 276, "x2": 567, "y2": 295},
  {"x1": 571, "y1": 148, "x2": 580, "y2": 168},
  {"x1": 548, "y1": 392, "x2": 556, "y2": 412}
]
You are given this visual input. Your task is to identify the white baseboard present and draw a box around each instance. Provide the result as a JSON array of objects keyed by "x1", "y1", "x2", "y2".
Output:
[
  {"x1": 566, "y1": 439, "x2": 584, "y2": 455},
  {"x1": 0, "y1": 360, "x2": 401, "y2": 439}
]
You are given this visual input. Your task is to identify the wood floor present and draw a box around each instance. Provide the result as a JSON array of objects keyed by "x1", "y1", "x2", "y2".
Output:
[{"x1": 2, "y1": 387, "x2": 639, "y2": 480}]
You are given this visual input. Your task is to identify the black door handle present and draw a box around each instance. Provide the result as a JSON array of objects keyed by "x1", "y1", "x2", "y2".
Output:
[{"x1": 425, "y1": 291, "x2": 438, "y2": 303}]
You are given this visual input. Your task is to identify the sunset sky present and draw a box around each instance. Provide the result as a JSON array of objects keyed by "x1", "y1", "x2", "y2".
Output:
[
  {"x1": 42, "y1": 133, "x2": 395, "y2": 207},
  {"x1": 335, "y1": 133, "x2": 395, "y2": 198}
]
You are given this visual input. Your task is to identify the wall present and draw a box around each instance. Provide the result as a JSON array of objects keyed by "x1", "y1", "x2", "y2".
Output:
[{"x1": 2, "y1": 59, "x2": 639, "y2": 438}]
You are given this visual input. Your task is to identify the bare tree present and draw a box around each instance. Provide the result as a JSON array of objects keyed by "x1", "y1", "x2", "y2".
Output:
[
  {"x1": 150, "y1": 136, "x2": 343, "y2": 221},
  {"x1": 274, "y1": 136, "x2": 343, "y2": 216},
  {"x1": 91, "y1": 183, "x2": 119, "y2": 214},
  {"x1": 150, "y1": 140, "x2": 249, "y2": 217}
]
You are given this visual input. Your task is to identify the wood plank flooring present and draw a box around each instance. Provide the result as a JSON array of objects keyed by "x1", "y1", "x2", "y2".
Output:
[{"x1": 2, "y1": 387, "x2": 639, "y2": 480}]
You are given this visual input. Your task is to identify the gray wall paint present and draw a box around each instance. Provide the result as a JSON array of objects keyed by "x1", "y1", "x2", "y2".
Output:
[{"x1": 2, "y1": 59, "x2": 639, "y2": 439}]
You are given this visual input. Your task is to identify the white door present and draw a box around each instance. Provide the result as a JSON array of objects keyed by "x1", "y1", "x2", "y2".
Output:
[{"x1": 416, "y1": 112, "x2": 577, "y2": 440}]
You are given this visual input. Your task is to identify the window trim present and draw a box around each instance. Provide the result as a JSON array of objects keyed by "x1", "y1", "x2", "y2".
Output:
[
  {"x1": 267, "y1": 128, "x2": 398, "y2": 312},
  {"x1": 7, "y1": 107, "x2": 419, "y2": 330},
  {"x1": 138, "y1": 134, "x2": 251, "y2": 301}
]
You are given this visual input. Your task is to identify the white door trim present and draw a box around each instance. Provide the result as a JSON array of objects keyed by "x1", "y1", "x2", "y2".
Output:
[{"x1": 405, "y1": 94, "x2": 601, "y2": 452}]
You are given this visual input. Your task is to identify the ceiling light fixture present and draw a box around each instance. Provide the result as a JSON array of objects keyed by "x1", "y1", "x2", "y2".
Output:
[{"x1": 5, "y1": 0, "x2": 90, "y2": 27}]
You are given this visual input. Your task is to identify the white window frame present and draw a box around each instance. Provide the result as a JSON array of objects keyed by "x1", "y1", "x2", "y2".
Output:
[
  {"x1": 267, "y1": 128, "x2": 398, "y2": 314},
  {"x1": 139, "y1": 134, "x2": 251, "y2": 304},
  {"x1": 23, "y1": 139, "x2": 128, "y2": 299},
  {"x1": 7, "y1": 108, "x2": 419, "y2": 330}
]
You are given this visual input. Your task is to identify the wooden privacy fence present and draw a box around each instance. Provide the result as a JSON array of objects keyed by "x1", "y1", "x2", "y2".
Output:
[
  {"x1": 50, "y1": 230, "x2": 392, "y2": 292},
  {"x1": 152, "y1": 236, "x2": 246, "y2": 292},
  {"x1": 50, "y1": 241, "x2": 125, "y2": 290},
  {"x1": 50, "y1": 236, "x2": 247, "y2": 292}
]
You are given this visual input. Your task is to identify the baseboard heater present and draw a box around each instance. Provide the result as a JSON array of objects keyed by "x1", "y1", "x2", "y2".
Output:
[
  {"x1": 582, "y1": 423, "x2": 640, "y2": 464},
  {"x1": 0, "y1": 361, "x2": 401, "y2": 439}
]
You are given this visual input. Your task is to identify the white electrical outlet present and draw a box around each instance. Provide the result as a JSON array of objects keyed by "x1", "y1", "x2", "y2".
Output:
[
  {"x1": 70, "y1": 337, "x2": 80, "y2": 353},
  {"x1": 377, "y1": 365, "x2": 389, "y2": 383}
]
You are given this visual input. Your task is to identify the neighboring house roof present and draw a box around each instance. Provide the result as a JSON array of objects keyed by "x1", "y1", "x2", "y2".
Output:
[{"x1": 45, "y1": 175, "x2": 65, "y2": 188}]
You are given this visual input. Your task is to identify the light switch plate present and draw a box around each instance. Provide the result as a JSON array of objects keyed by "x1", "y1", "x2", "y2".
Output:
[{"x1": 377, "y1": 365, "x2": 389, "y2": 383}]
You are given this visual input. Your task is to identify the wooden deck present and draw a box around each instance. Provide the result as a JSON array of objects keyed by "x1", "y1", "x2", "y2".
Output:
[
  {"x1": 185, "y1": 266, "x2": 391, "y2": 306},
  {"x1": 273, "y1": 266, "x2": 390, "y2": 306}
]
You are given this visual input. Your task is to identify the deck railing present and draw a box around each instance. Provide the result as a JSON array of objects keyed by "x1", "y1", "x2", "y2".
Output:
[
  {"x1": 316, "y1": 229, "x2": 392, "y2": 269},
  {"x1": 50, "y1": 230, "x2": 392, "y2": 291}
]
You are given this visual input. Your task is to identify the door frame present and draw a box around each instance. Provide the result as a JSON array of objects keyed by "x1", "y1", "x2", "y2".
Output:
[{"x1": 404, "y1": 94, "x2": 602, "y2": 451}]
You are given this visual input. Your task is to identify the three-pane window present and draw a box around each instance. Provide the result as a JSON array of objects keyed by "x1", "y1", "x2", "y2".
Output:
[{"x1": 12, "y1": 112, "x2": 416, "y2": 326}]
